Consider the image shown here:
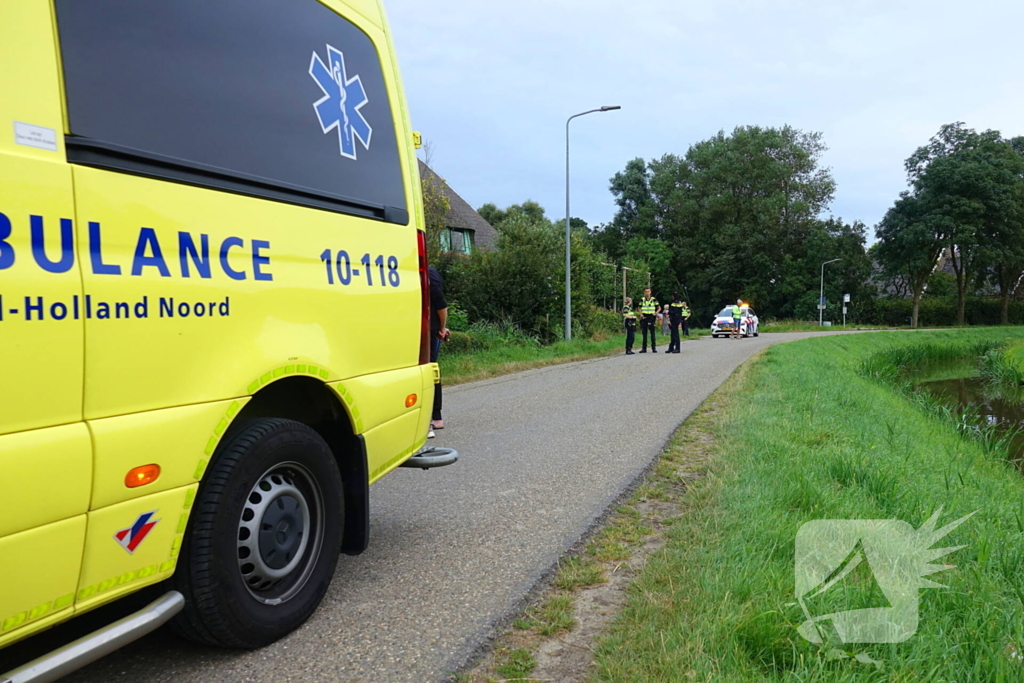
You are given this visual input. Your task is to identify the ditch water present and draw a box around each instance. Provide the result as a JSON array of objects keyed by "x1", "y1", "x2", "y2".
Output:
[{"x1": 915, "y1": 372, "x2": 1024, "y2": 465}]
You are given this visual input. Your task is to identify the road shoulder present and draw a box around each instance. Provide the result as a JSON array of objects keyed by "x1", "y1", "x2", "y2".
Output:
[{"x1": 456, "y1": 348, "x2": 754, "y2": 683}]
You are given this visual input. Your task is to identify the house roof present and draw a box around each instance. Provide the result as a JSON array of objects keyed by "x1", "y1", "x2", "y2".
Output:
[{"x1": 419, "y1": 160, "x2": 498, "y2": 250}]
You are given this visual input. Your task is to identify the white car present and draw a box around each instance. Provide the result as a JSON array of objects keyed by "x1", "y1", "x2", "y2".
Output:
[{"x1": 711, "y1": 306, "x2": 759, "y2": 338}]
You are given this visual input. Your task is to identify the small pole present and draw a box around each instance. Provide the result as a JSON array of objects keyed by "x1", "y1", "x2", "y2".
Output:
[
  {"x1": 600, "y1": 262, "x2": 617, "y2": 311},
  {"x1": 819, "y1": 258, "x2": 840, "y2": 326}
]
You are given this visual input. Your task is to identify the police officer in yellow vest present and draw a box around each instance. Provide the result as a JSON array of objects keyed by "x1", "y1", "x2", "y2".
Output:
[
  {"x1": 681, "y1": 301, "x2": 692, "y2": 337},
  {"x1": 731, "y1": 299, "x2": 744, "y2": 339},
  {"x1": 667, "y1": 293, "x2": 685, "y2": 353},
  {"x1": 639, "y1": 288, "x2": 659, "y2": 353},
  {"x1": 622, "y1": 297, "x2": 637, "y2": 355}
]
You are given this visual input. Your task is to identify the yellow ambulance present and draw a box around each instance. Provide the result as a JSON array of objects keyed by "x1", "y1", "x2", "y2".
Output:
[{"x1": 1, "y1": 0, "x2": 446, "y2": 673}]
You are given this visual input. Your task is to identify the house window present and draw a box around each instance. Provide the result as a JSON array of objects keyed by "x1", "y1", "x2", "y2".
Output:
[{"x1": 442, "y1": 229, "x2": 472, "y2": 254}]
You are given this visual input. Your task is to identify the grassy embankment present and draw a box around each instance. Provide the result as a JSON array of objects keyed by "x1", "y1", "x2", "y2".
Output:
[
  {"x1": 439, "y1": 330, "x2": 710, "y2": 386},
  {"x1": 593, "y1": 328, "x2": 1024, "y2": 682}
]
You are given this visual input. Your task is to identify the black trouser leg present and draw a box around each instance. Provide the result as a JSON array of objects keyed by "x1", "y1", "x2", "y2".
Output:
[
  {"x1": 683, "y1": 319, "x2": 690, "y2": 336},
  {"x1": 670, "y1": 324, "x2": 680, "y2": 352},
  {"x1": 625, "y1": 325, "x2": 635, "y2": 352},
  {"x1": 641, "y1": 316, "x2": 655, "y2": 350},
  {"x1": 431, "y1": 338, "x2": 442, "y2": 421},
  {"x1": 432, "y1": 382, "x2": 443, "y2": 421}
]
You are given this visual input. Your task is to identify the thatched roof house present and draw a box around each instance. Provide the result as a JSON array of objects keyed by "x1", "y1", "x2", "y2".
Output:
[{"x1": 419, "y1": 160, "x2": 497, "y2": 253}]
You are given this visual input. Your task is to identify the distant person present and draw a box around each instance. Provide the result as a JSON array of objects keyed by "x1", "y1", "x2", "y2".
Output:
[
  {"x1": 668, "y1": 293, "x2": 684, "y2": 353},
  {"x1": 428, "y1": 265, "x2": 450, "y2": 437},
  {"x1": 681, "y1": 301, "x2": 691, "y2": 337},
  {"x1": 639, "y1": 288, "x2": 659, "y2": 353},
  {"x1": 731, "y1": 299, "x2": 743, "y2": 339},
  {"x1": 622, "y1": 297, "x2": 637, "y2": 355}
]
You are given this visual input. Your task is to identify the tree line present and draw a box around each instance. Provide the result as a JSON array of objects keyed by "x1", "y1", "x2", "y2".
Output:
[
  {"x1": 589, "y1": 125, "x2": 871, "y2": 322},
  {"x1": 424, "y1": 121, "x2": 1024, "y2": 342},
  {"x1": 875, "y1": 123, "x2": 1024, "y2": 326}
]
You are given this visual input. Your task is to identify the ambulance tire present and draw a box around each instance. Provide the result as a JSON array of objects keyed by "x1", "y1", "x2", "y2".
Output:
[{"x1": 172, "y1": 418, "x2": 344, "y2": 649}]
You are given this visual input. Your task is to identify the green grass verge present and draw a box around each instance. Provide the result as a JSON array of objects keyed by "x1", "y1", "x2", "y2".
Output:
[
  {"x1": 592, "y1": 327, "x2": 1024, "y2": 682},
  {"x1": 439, "y1": 334, "x2": 626, "y2": 385},
  {"x1": 439, "y1": 332, "x2": 705, "y2": 386},
  {"x1": 760, "y1": 321, "x2": 898, "y2": 333}
]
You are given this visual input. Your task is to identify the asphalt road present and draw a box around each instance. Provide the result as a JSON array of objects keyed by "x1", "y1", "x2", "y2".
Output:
[{"x1": 3, "y1": 331, "x2": 851, "y2": 683}]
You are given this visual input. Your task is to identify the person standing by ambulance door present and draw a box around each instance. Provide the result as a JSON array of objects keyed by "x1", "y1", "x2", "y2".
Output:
[
  {"x1": 622, "y1": 297, "x2": 637, "y2": 355},
  {"x1": 428, "y1": 266, "x2": 449, "y2": 437},
  {"x1": 668, "y1": 294, "x2": 683, "y2": 353},
  {"x1": 639, "y1": 289, "x2": 659, "y2": 353}
]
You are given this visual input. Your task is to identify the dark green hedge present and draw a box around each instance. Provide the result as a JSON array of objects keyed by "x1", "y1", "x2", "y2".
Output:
[{"x1": 854, "y1": 297, "x2": 1024, "y2": 327}]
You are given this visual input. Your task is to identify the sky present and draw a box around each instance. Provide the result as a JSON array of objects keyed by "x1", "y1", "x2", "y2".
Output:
[{"x1": 385, "y1": 0, "x2": 1023, "y2": 236}]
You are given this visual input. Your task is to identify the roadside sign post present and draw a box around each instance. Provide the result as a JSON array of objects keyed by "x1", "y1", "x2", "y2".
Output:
[{"x1": 843, "y1": 294, "x2": 851, "y2": 327}]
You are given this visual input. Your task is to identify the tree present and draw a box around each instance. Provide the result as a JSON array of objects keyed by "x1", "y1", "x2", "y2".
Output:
[
  {"x1": 420, "y1": 165, "x2": 451, "y2": 267},
  {"x1": 457, "y1": 200, "x2": 617, "y2": 340},
  {"x1": 904, "y1": 124, "x2": 1024, "y2": 324},
  {"x1": 624, "y1": 236, "x2": 673, "y2": 298},
  {"x1": 989, "y1": 137, "x2": 1024, "y2": 323},
  {"x1": 458, "y1": 212, "x2": 561, "y2": 338},
  {"x1": 657, "y1": 126, "x2": 838, "y2": 318},
  {"x1": 609, "y1": 157, "x2": 658, "y2": 241},
  {"x1": 477, "y1": 200, "x2": 551, "y2": 230},
  {"x1": 875, "y1": 192, "x2": 943, "y2": 327}
]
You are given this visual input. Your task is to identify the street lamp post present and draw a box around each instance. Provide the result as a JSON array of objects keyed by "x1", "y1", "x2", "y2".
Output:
[
  {"x1": 565, "y1": 105, "x2": 621, "y2": 340},
  {"x1": 819, "y1": 258, "x2": 841, "y2": 326}
]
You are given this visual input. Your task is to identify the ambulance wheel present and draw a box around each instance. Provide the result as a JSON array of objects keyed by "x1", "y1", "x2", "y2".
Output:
[{"x1": 172, "y1": 418, "x2": 343, "y2": 649}]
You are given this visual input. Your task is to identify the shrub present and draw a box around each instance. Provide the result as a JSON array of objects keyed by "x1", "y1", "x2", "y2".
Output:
[
  {"x1": 980, "y1": 345, "x2": 1024, "y2": 388},
  {"x1": 445, "y1": 300, "x2": 469, "y2": 332},
  {"x1": 869, "y1": 297, "x2": 1024, "y2": 327},
  {"x1": 444, "y1": 331, "x2": 479, "y2": 354},
  {"x1": 577, "y1": 305, "x2": 621, "y2": 338}
]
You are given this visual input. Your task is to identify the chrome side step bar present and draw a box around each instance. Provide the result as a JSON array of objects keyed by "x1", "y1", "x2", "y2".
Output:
[
  {"x1": 1, "y1": 591, "x2": 184, "y2": 683},
  {"x1": 400, "y1": 447, "x2": 458, "y2": 469}
]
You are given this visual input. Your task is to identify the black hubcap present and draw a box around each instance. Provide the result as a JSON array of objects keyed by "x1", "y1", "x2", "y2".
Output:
[{"x1": 259, "y1": 495, "x2": 304, "y2": 570}]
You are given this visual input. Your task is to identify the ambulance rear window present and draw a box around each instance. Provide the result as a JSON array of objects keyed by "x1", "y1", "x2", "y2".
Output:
[{"x1": 54, "y1": 0, "x2": 408, "y2": 224}]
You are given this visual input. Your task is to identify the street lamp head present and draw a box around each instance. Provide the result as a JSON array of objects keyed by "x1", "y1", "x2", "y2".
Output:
[{"x1": 600, "y1": 105, "x2": 622, "y2": 111}]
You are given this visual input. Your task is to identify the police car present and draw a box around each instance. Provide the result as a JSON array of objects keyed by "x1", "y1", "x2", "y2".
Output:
[{"x1": 710, "y1": 306, "x2": 759, "y2": 337}]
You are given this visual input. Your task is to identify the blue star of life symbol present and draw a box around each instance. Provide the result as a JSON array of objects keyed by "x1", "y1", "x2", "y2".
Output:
[{"x1": 309, "y1": 45, "x2": 372, "y2": 160}]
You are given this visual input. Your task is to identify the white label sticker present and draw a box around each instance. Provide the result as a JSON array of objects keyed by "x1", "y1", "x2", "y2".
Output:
[{"x1": 14, "y1": 121, "x2": 58, "y2": 152}]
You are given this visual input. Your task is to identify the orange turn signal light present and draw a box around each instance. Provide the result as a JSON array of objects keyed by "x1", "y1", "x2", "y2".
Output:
[
  {"x1": 405, "y1": 393, "x2": 418, "y2": 408},
  {"x1": 125, "y1": 464, "x2": 161, "y2": 488}
]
